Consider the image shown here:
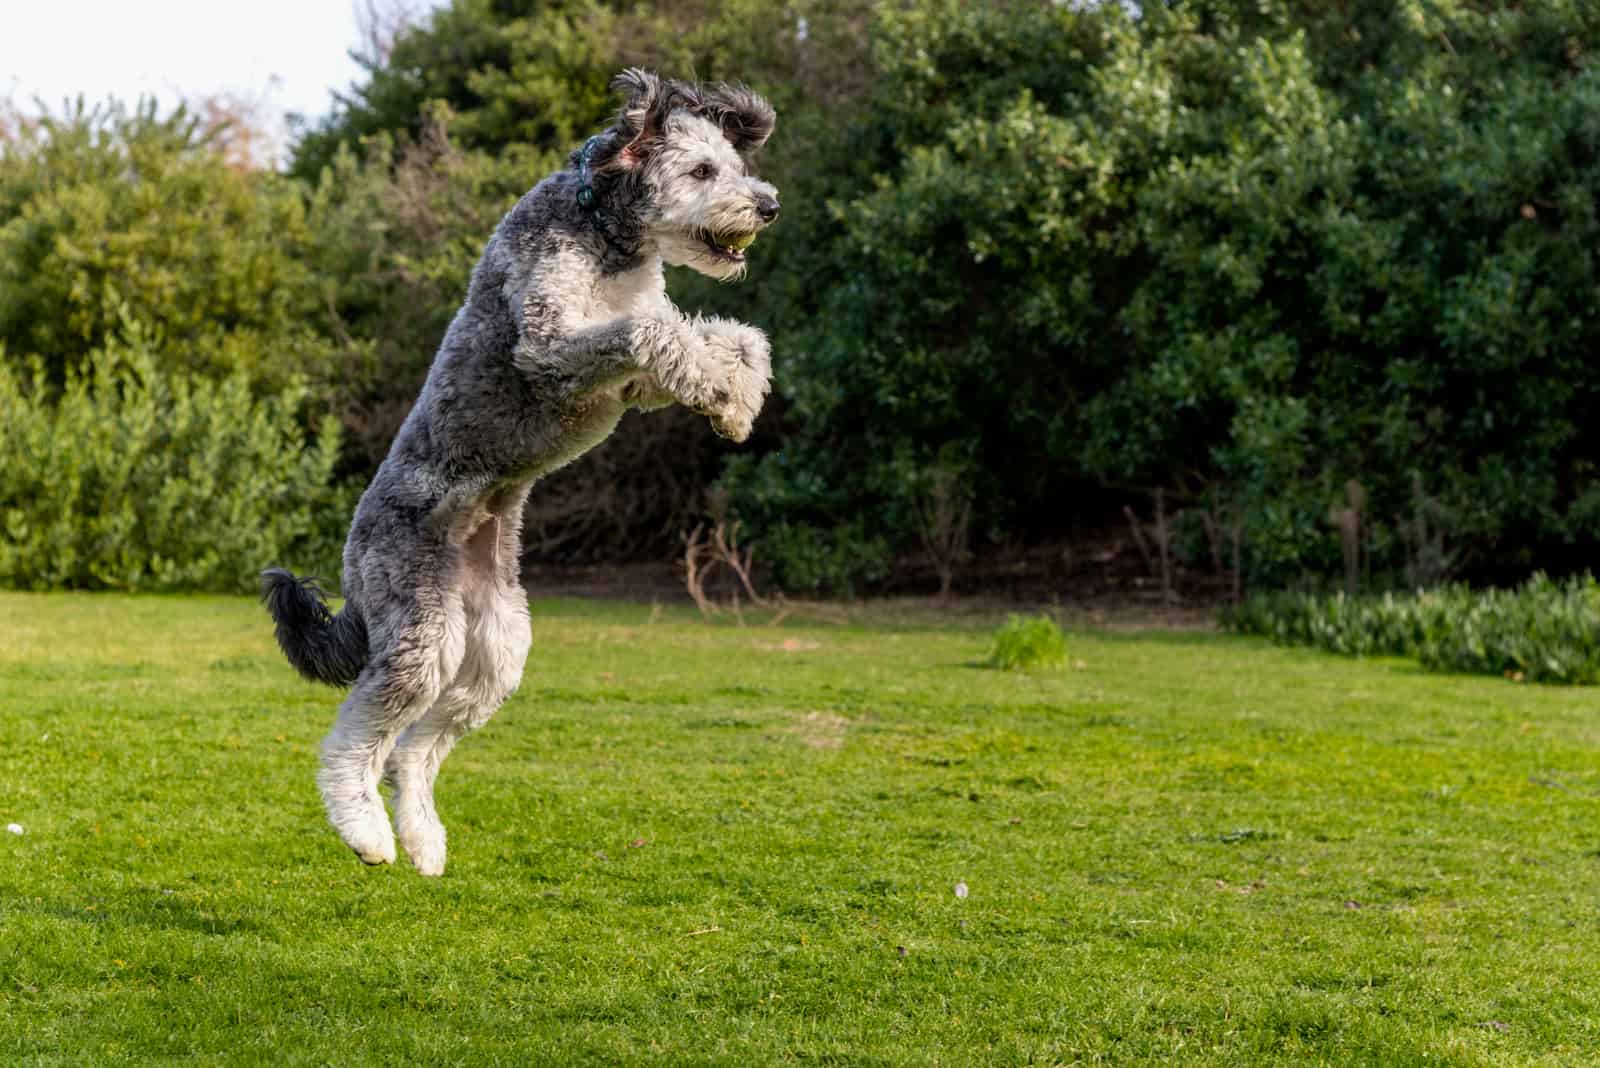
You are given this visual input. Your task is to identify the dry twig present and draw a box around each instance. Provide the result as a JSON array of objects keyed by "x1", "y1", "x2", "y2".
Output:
[{"x1": 682, "y1": 515, "x2": 788, "y2": 625}]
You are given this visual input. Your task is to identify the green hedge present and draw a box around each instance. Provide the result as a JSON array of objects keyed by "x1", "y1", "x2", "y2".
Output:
[
  {"x1": 0, "y1": 325, "x2": 350, "y2": 592},
  {"x1": 1223, "y1": 575, "x2": 1600, "y2": 685}
]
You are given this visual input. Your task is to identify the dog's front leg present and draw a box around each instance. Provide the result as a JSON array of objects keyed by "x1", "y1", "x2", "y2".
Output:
[
  {"x1": 598, "y1": 313, "x2": 773, "y2": 441},
  {"x1": 517, "y1": 318, "x2": 655, "y2": 396},
  {"x1": 621, "y1": 376, "x2": 676, "y2": 412},
  {"x1": 527, "y1": 316, "x2": 763, "y2": 435},
  {"x1": 625, "y1": 316, "x2": 759, "y2": 430},
  {"x1": 683, "y1": 316, "x2": 772, "y2": 443}
]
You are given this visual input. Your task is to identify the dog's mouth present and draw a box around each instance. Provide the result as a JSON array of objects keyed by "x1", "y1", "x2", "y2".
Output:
[{"x1": 699, "y1": 230, "x2": 757, "y2": 263}]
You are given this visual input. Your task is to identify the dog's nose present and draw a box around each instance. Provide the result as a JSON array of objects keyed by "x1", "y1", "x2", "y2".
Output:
[{"x1": 755, "y1": 195, "x2": 780, "y2": 223}]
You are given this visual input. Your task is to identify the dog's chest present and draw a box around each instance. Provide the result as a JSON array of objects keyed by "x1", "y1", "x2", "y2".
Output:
[{"x1": 576, "y1": 258, "x2": 667, "y2": 327}]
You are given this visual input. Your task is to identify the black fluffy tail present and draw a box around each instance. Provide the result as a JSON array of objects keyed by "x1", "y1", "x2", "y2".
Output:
[{"x1": 260, "y1": 568, "x2": 369, "y2": 687}]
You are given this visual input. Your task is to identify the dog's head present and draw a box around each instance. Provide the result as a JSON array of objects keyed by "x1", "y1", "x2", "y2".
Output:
[{"x1": 585, "y1": 69, "x2": 779, "y2": 281}]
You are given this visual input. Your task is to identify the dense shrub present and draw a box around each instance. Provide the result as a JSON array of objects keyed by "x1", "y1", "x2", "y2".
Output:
[
  {"x1": 719, "y1": 1, "x2": 1129, "y2": 591},
  {"x1": 0, "y1": 101, "x2": 340, "y2": 393},
  {"x1": 719, "y1": 0, "x2": 1600, "y2": 592},
  {"x1": 0, "y1": 326, "x2": 350, "y2": 592},
  {"x1": 1224, "y1": 575, "x2": 1600, "y2": 685},
  {"x1": 757, "y1": 519, "x2": 892, "y2": 597}
]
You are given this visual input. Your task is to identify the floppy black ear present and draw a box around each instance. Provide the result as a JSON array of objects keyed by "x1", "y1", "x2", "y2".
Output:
[{"x1": 700, "y1": 83, "x2": 776, "y2": 153}]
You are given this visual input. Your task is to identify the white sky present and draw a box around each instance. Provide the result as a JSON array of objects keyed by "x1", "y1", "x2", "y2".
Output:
[{"x1": 2, "y1": 1, "x2": 442, "y2": 148}]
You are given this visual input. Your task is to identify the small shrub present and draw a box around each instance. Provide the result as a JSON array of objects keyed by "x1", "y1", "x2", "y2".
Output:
[
  {"x1": 1223, "y1": 575, "x2": 1600, "y2": 685},
  {"x1": 988, "y1": 614, "x2": 1067, "y2": 671}
]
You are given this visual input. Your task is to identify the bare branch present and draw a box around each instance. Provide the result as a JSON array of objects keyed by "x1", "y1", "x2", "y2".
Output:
[
  {"x1": 681, "y1": 509, "x2": 786, "y2": 625},
  {"x1": 1123, "y1": 505, "x2": 1154, "y2": 573},
  {"x1": 355, "y1": 0, "x2": 421, "y2": 66},
  {"x1": 913, "y1": 463, "x2": 973, "y2": 600}
]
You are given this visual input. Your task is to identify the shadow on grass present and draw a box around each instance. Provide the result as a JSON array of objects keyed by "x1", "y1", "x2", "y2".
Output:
[{"x1": 40, "y1": 896, "x2": 263, "y2": 938}]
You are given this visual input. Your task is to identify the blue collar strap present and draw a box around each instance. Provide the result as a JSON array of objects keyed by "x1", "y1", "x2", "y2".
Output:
[{"x1": 576, "y1": 136, "x2": 600, "y2": 211}]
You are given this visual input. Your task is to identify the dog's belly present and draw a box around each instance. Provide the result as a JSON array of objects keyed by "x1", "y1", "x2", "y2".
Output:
[
  {"x1": 529, "y1": 393, "x2": 628, "y2": 479},
  {"x1": 458, "y1": 512, "x2": 508, "y2": 603}
]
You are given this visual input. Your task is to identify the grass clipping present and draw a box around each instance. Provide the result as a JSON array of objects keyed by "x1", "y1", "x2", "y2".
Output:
[{"x1": 987, "y1": 613, "x2": 1067, "y2": 671}]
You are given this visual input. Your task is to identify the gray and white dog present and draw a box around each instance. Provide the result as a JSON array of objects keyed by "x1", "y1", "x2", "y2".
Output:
[{"x1": 262, "y1": 70, "x2": 779, "y2": 876}]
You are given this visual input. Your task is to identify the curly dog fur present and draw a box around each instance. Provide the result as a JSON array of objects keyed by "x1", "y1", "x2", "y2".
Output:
[{"x1": 262, "y1": 70, "x2": 778, "y2": 875}]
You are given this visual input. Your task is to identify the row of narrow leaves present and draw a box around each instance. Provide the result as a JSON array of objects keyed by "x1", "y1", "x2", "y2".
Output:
[{"x1": 1223, "y1": 574, "x2": 1600, "y2": 685}]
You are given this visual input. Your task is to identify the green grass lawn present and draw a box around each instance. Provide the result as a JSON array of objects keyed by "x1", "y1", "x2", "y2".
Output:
[{"x1": 2, "y1": 593, "x2": 1599, "y2": 1065}]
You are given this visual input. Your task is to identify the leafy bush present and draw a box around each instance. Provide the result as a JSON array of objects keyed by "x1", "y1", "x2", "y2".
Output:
[
  {"x1": 718, "y1": 0, "x2": 1600, "y2": 591},
  {"x1": 758, "y1": 520, "x2": 891, "y2": 598},
  {"x1": 1224, "y1": 575, "x2": 1600, "y2": 685},
  {"x1": 0, "y1": 100, "x2": 340, "y2": 393},
  {"x1": 8, "y1": 1, "x2": 1600, "y2": 589},
  {"x1": 987, "y1": 614, "x2": 1067, "y2": 672},
  {"x1": 1224, "y1": 588, "x2": 1448, "y2": 659},
  {"x1": 0, "y1": 325, "x2": 351, "y2": 592},
  {"x1": 1416, "y1": 577, "x2": 1600, "y2": 684}
]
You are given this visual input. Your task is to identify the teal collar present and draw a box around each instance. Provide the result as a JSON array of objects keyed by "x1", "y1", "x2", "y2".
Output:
[{"x1": 576, "y1": 136, "x2": 600, "y2": 212}]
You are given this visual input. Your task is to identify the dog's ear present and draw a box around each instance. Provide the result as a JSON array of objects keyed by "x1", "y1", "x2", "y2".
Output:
[
  {"x1": 700, "y1": 83, "x2": 776, "y2": 154},
  {"x1": 609, "y1": 68, "x2": 678, "y2": 170},
  {"x1": 613, "y1": 68, "x2": 662, "y2": 137}
]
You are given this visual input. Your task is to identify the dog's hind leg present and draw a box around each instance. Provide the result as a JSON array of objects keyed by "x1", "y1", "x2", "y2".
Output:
[
  {"x1": 387, "y1": 512, "x2": 531, "y2": 876},
  {"x1": 320, "y1": 584, "x2": 465, "y2": 865}
]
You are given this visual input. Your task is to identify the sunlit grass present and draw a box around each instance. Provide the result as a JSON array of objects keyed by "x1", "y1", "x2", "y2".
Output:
[{"x1": 2, "y1": 592, "x2": 1598, "y2": 1065}]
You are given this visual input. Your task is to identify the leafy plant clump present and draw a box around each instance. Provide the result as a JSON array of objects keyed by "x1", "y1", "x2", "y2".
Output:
[
  {"x1": 1224, "y1": 574, "x2": 1600, "y2": 685},
  {"x1": 0, "y1": 325, "x2": 351, "y2": 592},
  {"x1": 988, "y1": 614, "x2": 1068, "y2": 671}
]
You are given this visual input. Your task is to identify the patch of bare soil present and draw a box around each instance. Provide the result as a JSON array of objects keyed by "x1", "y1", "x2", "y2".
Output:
[{"x1": 785, "y1": 710, "x2": 851, "y2": 749}]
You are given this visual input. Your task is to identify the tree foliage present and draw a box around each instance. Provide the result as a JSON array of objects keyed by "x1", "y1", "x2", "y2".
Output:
[
  {"x1": 726, "y1": 0, "x2": 1600, "y2": 590},
  {"x1": 290, "y1": 0, "x2": 873, "y2": 181},
  {"x1": 0, "y1": 101, "x2": 339, "y2": 393},
  {"x1": 5, "y1": 0, "x2": 1599, "y2": 594}
]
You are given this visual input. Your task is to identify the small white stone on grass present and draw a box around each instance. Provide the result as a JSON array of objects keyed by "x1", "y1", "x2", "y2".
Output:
[
  {"x1": 954, "y1": 881, "x2": 968, "y2": 899},
  {"x1": 6, "y1": 823, "x2": 22, "y2": 836}
]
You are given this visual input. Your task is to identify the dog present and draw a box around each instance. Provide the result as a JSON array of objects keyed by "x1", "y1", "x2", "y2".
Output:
[{"x1": 262, "y1": 69, "x2": 778, "y2": 875}]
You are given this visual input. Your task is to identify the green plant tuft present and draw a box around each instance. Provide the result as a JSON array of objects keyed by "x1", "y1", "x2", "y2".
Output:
[{"x1": 988, "y1": 613, "x2": 1067, "y2": 671}]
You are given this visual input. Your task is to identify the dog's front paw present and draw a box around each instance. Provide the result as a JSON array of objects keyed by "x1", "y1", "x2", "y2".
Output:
[{"x1": 694, "y1": 317, "x2": 771, "y2": 444}]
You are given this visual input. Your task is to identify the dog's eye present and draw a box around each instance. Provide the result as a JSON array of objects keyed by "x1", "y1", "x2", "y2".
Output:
[{"x1": 691, "y1": 163, "x2": 715, "y2": 180}]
